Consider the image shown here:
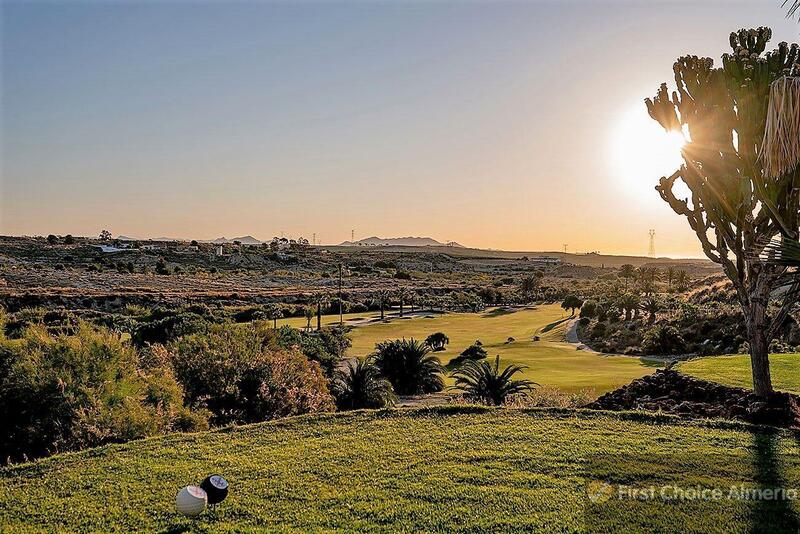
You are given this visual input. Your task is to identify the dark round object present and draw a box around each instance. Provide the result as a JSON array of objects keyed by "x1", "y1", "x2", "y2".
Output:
[{"x1": 200, "y1": 474, "x2": 229, "y2": 505}]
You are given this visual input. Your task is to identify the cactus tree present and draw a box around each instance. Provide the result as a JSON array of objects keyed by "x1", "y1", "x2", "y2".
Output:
[{"x1": 646, "y1": 27, "x2": 800, "y2": 396}]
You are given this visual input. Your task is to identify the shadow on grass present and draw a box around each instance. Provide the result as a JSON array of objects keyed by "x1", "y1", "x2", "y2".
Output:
[
  {"x1": 540, "y1": 317, "x2": 570, "y2": 334},
  {"x1": 748, "y1": 429, "x2": 800, "y2": 532},
  {"x1": 638, "y1": 358, "x2": 666, "y2": 368},
  {"x1": 481, "y1": 307, "x2": 519, "y2": 318}
]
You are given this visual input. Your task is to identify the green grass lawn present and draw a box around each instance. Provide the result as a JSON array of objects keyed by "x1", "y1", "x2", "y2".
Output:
[
  {"x1": 3, "y1": 408, "x2": 800, "y2": 532},
  {"x1": 678, "y1": 354, "x2": 800, "y2": 394},
  {"x1": 281, "y1": 305, "x2": 655, "y2": 393}
]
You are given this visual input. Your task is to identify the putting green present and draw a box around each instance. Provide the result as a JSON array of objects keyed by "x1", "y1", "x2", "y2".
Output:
[{"x1": 280, "y1": 305, "x2": 656, "y2": 393}]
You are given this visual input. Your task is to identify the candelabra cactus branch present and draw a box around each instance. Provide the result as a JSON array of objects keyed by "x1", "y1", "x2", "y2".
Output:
[{"x1": 646, "y1": 27, "x2": 800, "y2": 396}]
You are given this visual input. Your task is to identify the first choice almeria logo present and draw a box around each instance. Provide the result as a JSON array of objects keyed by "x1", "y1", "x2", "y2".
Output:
[
  {"x1": 586, "y1": 481, "x2": 614, "y2": 503},
  {"x1": 586, "y1": 481, "x2": 800, "y2": 503}
]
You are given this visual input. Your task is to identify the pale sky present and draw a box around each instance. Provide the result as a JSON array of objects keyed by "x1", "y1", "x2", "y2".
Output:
[{"x1": 1, "y1": 1, "x2": 797, "y2": 256}]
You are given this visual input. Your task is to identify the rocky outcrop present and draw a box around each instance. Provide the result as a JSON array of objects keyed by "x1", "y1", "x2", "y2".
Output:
[{"x1": 587, "y1": 369, "x2": 800, "y2": 428}]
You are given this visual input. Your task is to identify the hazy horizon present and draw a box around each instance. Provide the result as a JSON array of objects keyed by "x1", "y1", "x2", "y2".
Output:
[{"x1": 2, "y1": 1, "x2": 797, "y2": 257}]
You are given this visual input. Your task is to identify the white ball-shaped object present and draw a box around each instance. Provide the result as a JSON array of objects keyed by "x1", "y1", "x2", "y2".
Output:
[{"x1": 176, "y1": 485, "x2": 207, "y2": 517}]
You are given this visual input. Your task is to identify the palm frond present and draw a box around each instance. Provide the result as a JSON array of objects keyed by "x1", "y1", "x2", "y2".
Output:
[
  {"x1": 450, "y1": 355, "x2": 537, "y2": 406},
  {"x1": 758, "y1": 236, "x2": 800, "y2": 266},
  {"x1": 785, "y1": 0, "x2": 800, "y2": 18}
]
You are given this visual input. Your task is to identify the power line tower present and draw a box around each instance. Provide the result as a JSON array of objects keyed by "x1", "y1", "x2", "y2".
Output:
[
  {"x1": 312, "y1": 233, "x2": 316, "y2": 246},
  {"x1": 563, "y1": 244, "x2": 568, "y2": 254},
  {"x1": 648, "y1": 229, "x2": 656, "y2": 258},
  {"x1": 351, "y1": 229, "x2": 355, "y2": 242}
]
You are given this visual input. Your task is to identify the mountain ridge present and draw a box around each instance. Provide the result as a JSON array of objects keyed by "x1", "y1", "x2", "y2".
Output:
[{"x1": 338, "y1": 236, "x2": 464, "y2": 247}]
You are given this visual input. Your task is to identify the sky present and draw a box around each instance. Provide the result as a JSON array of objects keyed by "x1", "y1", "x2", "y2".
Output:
[{"x1": 1, "y1": 0, "x2": 797, "y2": 257}]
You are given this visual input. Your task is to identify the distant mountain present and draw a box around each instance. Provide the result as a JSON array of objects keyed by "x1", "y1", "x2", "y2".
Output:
[
  {"x1": 117, "y1": 235, "x2": 182, "y2": 242},
  {"x1": 339, "y1": 236, "x2": 465, "y2": 248},
  {"x1": 209, "y1": 236, "x2": 262, "y2": 244},
  {"x1": 117, "y1": 234, "x2": 262, "y2": 244}
]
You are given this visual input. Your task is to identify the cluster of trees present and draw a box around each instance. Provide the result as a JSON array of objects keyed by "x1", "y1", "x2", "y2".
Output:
[
  {"x1": 617, "y1": 264, "x2": 690, "y2": 293},
  {"x1": 46, "y1": 234, "x2": 75, "y2": 245},
  {"x1": 333, "y1": 335, "x2": 534, "y2": 410}
]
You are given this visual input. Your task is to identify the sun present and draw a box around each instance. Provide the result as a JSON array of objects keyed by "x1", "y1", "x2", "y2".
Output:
[{"x1": 609, "y1": 104, "x2": 686, "y2": 202}]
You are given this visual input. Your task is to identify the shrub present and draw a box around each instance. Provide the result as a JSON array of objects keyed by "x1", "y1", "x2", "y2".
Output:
[
  {"x1": 394, "y1": 271, "x2": 412, "y2": 280},
  {"x1": 168, "y1": 324, "x2": 334, "y2": 425},
  {"x1": 451, "y1": 355, "x2": 536, "y2": 406},
  {"x1": 448, "y1": 343, "x2": 488, "y2": 366},
  {"x1": 641, "y1": 324, "x2": 686, "y2": 355},
  {"x1": 0, "y1": 322, "x2": 206, "y2": 463},
  {"x1": 131, "y1": 311, "x2": 209, "y2": 347},
  {"x1": 580, "y1": 300, "x2": 597, "y2": 318},
  {"x1": 155, "y1": 257, "x2": 169, "y2": 275},
  {"x1": 372, "y1": 338, "x2": 444, "y2": 395},
  {"x1": 425, "y1": 332, "x2": 449, "y2": 351},
  {"x1": 273, "y1": 325, "x2": 346, "y2": 377},
  {"x1": 332, "y1": 357, "x2": 396, "y2": 410}
]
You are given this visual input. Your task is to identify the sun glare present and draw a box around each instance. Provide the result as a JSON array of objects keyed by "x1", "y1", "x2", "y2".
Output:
[{"x1": 610, "y1": 104, "x2": 686, "y2": 202}]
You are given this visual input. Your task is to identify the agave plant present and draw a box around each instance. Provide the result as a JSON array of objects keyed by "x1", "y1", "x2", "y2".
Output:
[
  {"x1": 372, "y1": 338, "x2": 444, "y2": 395},
  {"x1": 451, "y1": 355, "x2": 537, "y2": 406},
  {"x1": 332, "y1": 357, "x2": 396, "y2": 410}
]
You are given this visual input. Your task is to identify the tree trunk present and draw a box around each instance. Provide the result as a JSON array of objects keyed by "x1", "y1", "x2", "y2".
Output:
[
  {"x1": 747, "y1": 296, "x2": 773, "y2": 397},
  {"x1": 380, "y1": 301, "x2": 385, "y2": 320},
  {"x1": 317, "y1": 305, "x2": 321, "y2": 331}
]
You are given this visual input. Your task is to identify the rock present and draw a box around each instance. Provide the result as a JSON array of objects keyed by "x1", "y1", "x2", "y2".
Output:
[{"x1": 584, "y1": 370, "x2": 800, "y2": 429}]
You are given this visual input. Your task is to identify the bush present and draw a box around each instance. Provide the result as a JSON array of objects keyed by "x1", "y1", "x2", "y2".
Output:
[
  {"x1": 641, "y1": 324, "x2": 686, "y2": 355},
  {"x1": 155, "y1": 257, "x2": 170, "y2": 275},
  {"x1": 373, "y1": 338, "x2": 444, "y2": 395},
  {"x1": 394, "y1": 271, "x2": 412, "y2": 280},
  {"x1": 458, "y1": 341, "x2": 488, "y2": 360},
  {"x1": 0, "y1": 322, "x2": 206, "y2": 463},
  {"x1": 332, "y1": 357, "x2": 396, "y2": 410},
  {"x1": 580, "y1": 300, "x2": 597, "y2": 318},
  {"x1": 168, "y1": 324, "x2": 334, "y2": 425},
  {"x1": 273, "y1": 325, "x2": 347, "y2": 377},
  {"x1": 451, "y1": 355, "x2": 535, "y2": 406},
  {"x1": 425, "y1": 332, "x2": 449, "y2": 351},
  {"x1": 131, "y1": 311, "x2": 209, "y2": 347}
]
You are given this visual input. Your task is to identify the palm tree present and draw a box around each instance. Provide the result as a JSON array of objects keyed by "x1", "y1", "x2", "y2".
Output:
[
  {"x1": 397, "y1": 287, "x2": 407, "y2": 317},
  {"x1": 378, "y1": 290, "x2": 391, "y2": 320},
  {"x1": 617, "y1": 293, "x2": 640, "y2": 321},
  {"x1": 266, "y1": 303, "x2": 282, "y2": 329},
  {"x1": 674, "y1": 269, "x2": 689, "y2": 292},
  {"x1": 451, "y1": 355, "x2": 537, "y2": 406},
  {"x1": 665, "y1": 266, "x2": 676, "y2": 292},
  {"x1": 786, "y1": 0, "x2": 800, "y2": 18},
  {"x1": 373, "y1": 338, "x2": 444, "y2": 395},
  {"x1": 519, "y1": 274, "x2": 541, "y2": 303},
  {"x1": 637, "y1": 266, "x2": 658, "y2": 296},
  {"x1": 641, "y1": 297, "x2": 660, "y2": 324},
  {"x1": 315, "y1": 294, "x2": 327, "y2": 331},
  {"x1": 619, "y1": 264, "x2": 636, "y2": 290},
  {"x1": 332, "y1": 357, "x2": 396, "y2": 410}
]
